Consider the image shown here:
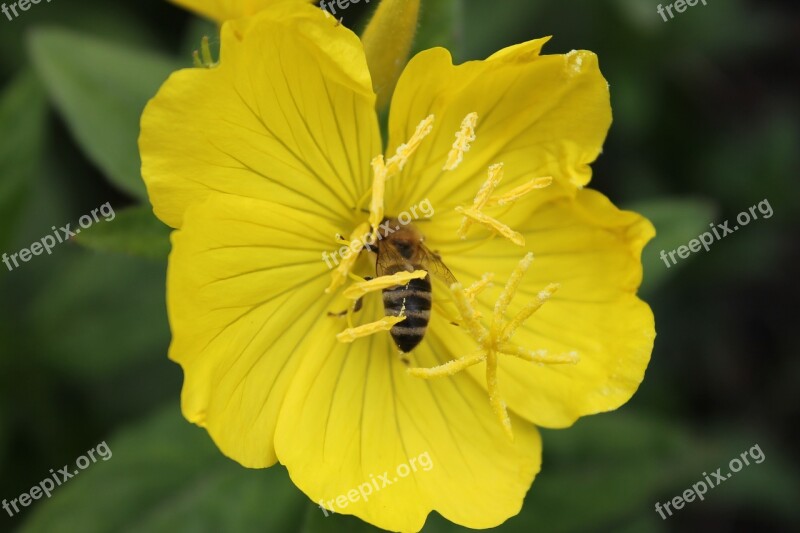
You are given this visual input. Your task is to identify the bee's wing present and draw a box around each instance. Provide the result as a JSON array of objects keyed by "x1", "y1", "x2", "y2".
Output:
[
  {"x1": 375, "y1": 239, "x2": 409, "y2": 277},
  {"x1": 417, "y1": 243, "x2": 458, "y2": 287}
]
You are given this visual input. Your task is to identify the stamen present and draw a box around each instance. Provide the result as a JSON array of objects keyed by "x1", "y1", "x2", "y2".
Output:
[
  {"x1": 498, "y1": 344, "x2": 579, "y2": 365},
  {"x1": 502, "y1": 282, "x2": 559, "y2": 341},
  {"x1": 326, "y1": 222, "x2": 371, "y2": 294},
  {"x1": 456, "y1": 165, "x2": 552, "y2": 246},
  {"x1": 368, "y1": 156, "x2": 387, "y2": 234},
  {"x1": 493, "y1": 252, "x2": 534, "y2": 327},
  {"x1": 337, "y1": 315, "x2": 406, "y2": 343},
  {"x1": 407, "y1": 351, "x2": 485, "y2": 378},
  {"x1": 384, "y1": 114, "x2": 435, "y2": 178},
  {"x1": 464, "y1": 272, "x2": 494, "y2": 319},
  {"x1": 484, "y1": 176, "x2": 553, "y2": 207},
  {"x1": 486, "y1": 348, "x2": 513, "y2": 439},
  {"x1": 407, "y1": 254, "x2": 575, "y2": 439},
  {"x1": 465, "y1": 272, "x2": 494, "y2": 301},
  {"x1": 457, "y1": 163, "x2": 504, "y2": 239},
  {"x1": 343, "y1": 270, "x2": 427, "y2": 300},
  {"x1": 443, "y1": 112, "x2": 478, "y2": 171},
  {"x1": 455, "y1": 207, "x2": 525, "y2": 246},
  {"x1": 450, "y1": 283, "x2": 488, "y2": 343}
]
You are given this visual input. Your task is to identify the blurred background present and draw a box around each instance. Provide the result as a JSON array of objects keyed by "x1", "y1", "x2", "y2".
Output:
[{"x1": 0, "y1": 0, "x2": 798, "y2": 531}]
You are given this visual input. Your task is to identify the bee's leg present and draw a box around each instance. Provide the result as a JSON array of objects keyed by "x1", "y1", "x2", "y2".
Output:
[
  {"x1": 327, "y1": 276, "x2": 372, "y2": 320},
  {"x1": 327, "y1": 297, "x2": 364, "y2": 317},
  {"x1": 348, "y1": 272, "x2": 371, "y2": 283},
  {"x1": 398, "y1": 351, "x2": 411, "y2": 366}
]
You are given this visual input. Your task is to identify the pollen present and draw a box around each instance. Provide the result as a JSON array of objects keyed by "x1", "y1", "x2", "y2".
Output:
[
  {"x1": 443, "y1": 112, "x2": 478, "y2": 171},
  {"x1": 565, "y1": 49, "x2": 585, "y2": 76},
  {"x1": 407, "y1": 253, "x2": 578, "y2": 439},
  {"x1": 456, "y1": 163, "x2": 552, "y2": 247}
]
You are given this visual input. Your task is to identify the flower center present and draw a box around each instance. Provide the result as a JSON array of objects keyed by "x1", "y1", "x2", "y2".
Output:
[{"x1": 324, "y1": 113, "x2": 579, "y2": 437}]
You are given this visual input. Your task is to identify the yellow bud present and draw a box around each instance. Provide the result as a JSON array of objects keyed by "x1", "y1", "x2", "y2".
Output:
[{"x1": 361, "y1": 0, "x2": 421, "y2": 111}]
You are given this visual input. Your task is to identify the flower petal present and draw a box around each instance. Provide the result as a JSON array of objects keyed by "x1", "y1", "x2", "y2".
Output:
[
  {"x1": 169, "y1": 0, "x2": 314, "y2": 23},
  {"x1": 169, "y1": 193, "x2": 342, "y2": 467},
  {"x1": 384, "y1": 38, "x2": 611, "y2": 214},
  {"x1": 274, "y1": 298, "x2": 542, "y2": 531},
  {"x1": 140, "y1": 5, "x2": 379, "y2": 229},
  {"x1": 433, "y1": 188, "x2": 655, "y2": 428}
]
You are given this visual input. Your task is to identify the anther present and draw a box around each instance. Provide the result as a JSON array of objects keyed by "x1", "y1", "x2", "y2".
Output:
[
  {"x1": 484, "y1": 176, "x2": 553, "y2": 207},
  {"x1": 443, "y1": 112, "x2": 478, "y2": 171},
  {"x1": 457, "y1": 163, "x2": 504, "y2": 239},
  {"x1": 337, "y1": 315, "x2": 407, "y2": 343},
  {"x1": 384, "y1": 114, "x2": 435, "y2": 178},
  {"x1": 456, "y1": 164, "x2": 553, "y2": 246},
  {"x1": 343, "y1": 270, "x2": 427, "y2": 300}
]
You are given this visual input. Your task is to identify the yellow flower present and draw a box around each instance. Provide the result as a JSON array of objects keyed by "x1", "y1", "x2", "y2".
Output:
[
  {"x1": 140, "y1": 4, "x2": 655, "y2": 531},
  {"x1": 169, "y1": 0, "x2": 314, "y2": 23}
]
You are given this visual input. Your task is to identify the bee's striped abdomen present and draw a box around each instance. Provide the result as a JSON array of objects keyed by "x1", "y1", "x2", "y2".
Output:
[{"x1": 383, "y1": 272, "x2": 432, "y2": 353}]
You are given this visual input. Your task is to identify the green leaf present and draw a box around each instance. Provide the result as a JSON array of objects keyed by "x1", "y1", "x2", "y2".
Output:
[
  {"x1": 27, "y1": 28, "x2": 181, "y2": 199},
  {"x1": 26, "y1": 250, "x2": 170, "y2": 378},
  {"x1": 0, "y1": 70, "x2": 47, "y2": 250},
  {"x1": 0, "y1": 0, "x2": 161, "y2": 75},
  {"x1": 627, "y1": 198, "x2": 717, "y2": 295},
  {"x1": 20, "y1": 405, "x2": 307, "y2": 533},
  {"x1": 75, "y1": 205, "x2": 171, "y2": 261}
]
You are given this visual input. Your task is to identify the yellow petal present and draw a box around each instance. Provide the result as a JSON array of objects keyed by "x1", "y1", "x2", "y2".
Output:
[
  {"x1": 140, "y1": 5, "x2": 380, "y2": 229},
  {"x1": 169, "y1": 0, "x2": 314, "y2": 23},
  {"x1": 384, "y1": 38, "x2": 611, "y2": 214},
  {"x1": 430, "y1": 188, "x2": 655, "y2": 428},
  {"x1": 168, "y1": 193, "x2": 341, "y2": 467},
  {"x1": 274, "y1": 299, "x2": 541, "y2": 531}
]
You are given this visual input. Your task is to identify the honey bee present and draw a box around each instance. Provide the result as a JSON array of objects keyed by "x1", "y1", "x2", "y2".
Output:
[{"x1": 367, "y1": 217, "x2": 457, "y2": 353}]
